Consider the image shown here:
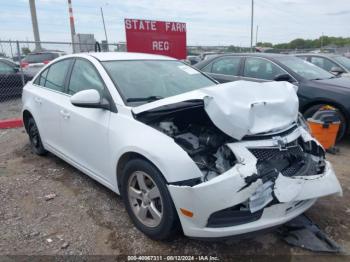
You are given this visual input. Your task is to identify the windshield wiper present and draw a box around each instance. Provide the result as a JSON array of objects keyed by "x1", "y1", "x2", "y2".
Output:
[{"x1": 126, "y1": 96, "x2": 164, "y2": 103}]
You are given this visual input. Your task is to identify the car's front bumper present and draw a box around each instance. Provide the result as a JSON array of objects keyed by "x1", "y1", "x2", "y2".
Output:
[{"x1": 168, "y1": 127, "x2": 342, "y2": 238}]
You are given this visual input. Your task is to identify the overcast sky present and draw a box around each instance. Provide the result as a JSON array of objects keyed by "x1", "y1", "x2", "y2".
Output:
[{"x1": 1, "y1": 0, "x2": 349, "y2": 46}]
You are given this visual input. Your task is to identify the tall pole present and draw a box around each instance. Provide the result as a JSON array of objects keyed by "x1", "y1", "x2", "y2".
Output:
[
  {"x1": 100, "y1": 7, "x2": 109, "y2": 45},
  {"x1": 321, "y1": 32, "x2": 324, "y2": 51},
  {"x1": 255, "y1": 25, "x2": 259, "y2": 46},
  {"x1": 68, "y1": 0, "x2": 76, "y2": 53},
  {"x1": 250, "y1": 0, "x2": 254, "y2": 52},
  {"x1": 29, "y1": 0, "x2": 42, "y2": 51}
]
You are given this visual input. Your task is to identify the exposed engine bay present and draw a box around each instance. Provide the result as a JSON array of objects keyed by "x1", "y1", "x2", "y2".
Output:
[
  {"x1": 135, "y1": 101, "x2": 327, "y2": 184},
  {"x1": 142, "y1": 104, "x2": 237, "y2": 181}
]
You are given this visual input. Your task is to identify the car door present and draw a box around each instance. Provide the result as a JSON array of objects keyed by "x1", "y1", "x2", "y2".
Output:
[
  {"x1": 58, "y1": 58, "x2": 112, "y2": 182},
  {"x1": 0, "y1": 61, "x2": 22, "y2": 97},
  {"x1": 201, "y1": 56, "x2": 242, "y2": 83},
  {"x1": 30, "y1": 59, "x2": 73, "y2": 153},
  {"x1": 241, "y1": 57, "x2": 287, "y2": 82}
]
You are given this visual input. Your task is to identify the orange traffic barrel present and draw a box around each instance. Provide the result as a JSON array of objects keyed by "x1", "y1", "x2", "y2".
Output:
[{"x1": 307, "y1": 109, "x2": 340, "y2": 150}]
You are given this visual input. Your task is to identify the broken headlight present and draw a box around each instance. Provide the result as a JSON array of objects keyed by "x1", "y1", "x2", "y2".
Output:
[{"x1": 298, "y1": 113, "x2": 311, "y2": 133}]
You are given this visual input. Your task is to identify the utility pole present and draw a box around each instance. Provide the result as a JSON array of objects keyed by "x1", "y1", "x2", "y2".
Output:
[
  {"x1": 250, "y1": 0, "x2": 254, "y2": 52},
  {"x1": 321, "y1": 32, "x2": 324, "y2": 51},
  {"x1": 67, "y1": 0, "x2": 76, "y2": 53},
  {"x1": 29, "y1": 0, "x2": 42, "y2": 51},
  {"x1": 255, "y1": 25, "x2": 259, "y2": 46},
  {"x1": 100, "y1": 7, "x2": 109, "y2": 49}
]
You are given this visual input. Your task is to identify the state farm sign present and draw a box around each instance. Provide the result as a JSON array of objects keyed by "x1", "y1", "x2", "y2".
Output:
[{"x1": 124, "y1": 18, "x2": 186, "y2": 59}]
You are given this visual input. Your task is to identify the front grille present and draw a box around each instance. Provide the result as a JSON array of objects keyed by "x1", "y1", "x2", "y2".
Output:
[
  {"x1": 249, "y1": 143, "x2": 305, "y2": 177},
  {"x1": 250, "y1": 145, "x2": 303, "y2": 162}
]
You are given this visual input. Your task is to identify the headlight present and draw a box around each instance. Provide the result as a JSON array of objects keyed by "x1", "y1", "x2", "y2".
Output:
[{"x1": 298, "y1": 113, "x2": 311, "y2": 133}]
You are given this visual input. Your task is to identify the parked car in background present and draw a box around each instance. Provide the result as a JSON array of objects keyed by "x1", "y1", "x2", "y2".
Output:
[
  {"x1": 195, "y1": 53, "x2": 350, "y2": 140},
  {"x1": 0, "y1": 58, "x2": 32, "y2": 99},
  {"x1": 22, "y1": 53, "x2": 342, "y2": 240},
  {"x1": 21, "y1": 51, "x2": 66, "y2": 76},
  {"x1": 295, "y1": 53, "x2": 350, "y2": 78},
  {"x1": 186, "y1": 55, "x2": 201, "y2": 65}
]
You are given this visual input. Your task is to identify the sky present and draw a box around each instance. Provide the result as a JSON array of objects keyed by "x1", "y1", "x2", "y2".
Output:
[{"x1": 0, "y1": 0, "x2": 350, "y2": 46}]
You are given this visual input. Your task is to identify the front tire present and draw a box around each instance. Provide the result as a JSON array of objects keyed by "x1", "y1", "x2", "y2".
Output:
[
  {"x1": 121, "y1": 159, "x2": 179, "y2": 240},
  {"x1": 303, "y1": 104, "x2": 347, "y2": 141},
  {"x1": 27, "y1": 118, "x2": 47, "y2": 155}
]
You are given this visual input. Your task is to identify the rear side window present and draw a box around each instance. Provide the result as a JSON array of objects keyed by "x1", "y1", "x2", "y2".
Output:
[
  {"x1": 34, "y1": 67, "x2": 49, "y2": 86},
  {"x1": 68, "y1": 59, "x2": 105, "y2": 95},
  {"x1": 43, "y1": 59, "x2": 71, "y2": 92},
  {"x1": 243, "y1": 57, "x2": 285, "y2": 80},
  {"x1": 211, "y1": 57, "x2": 241, "y2": 76}
]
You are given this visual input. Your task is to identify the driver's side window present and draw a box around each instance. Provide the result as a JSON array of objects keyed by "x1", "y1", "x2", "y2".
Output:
[{"x1": 68, "y1": 59, "x2": 105, "y2": 95}]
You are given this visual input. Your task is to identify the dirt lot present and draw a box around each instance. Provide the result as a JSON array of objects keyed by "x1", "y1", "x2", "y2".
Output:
[{"x1": 0, "y1": 127, "x2": 349, "y2": 261}]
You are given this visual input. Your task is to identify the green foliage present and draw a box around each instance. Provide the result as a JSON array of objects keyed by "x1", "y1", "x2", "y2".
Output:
[
  {"x1": 272, "y1": 36, "x2": 350, "y2": 49},
  {"x1": 256, "y1": 42, "x2": 273, "y2": 48},
  {"x1": 21, "y1": 47, "x2": 31, "y2": 55}
]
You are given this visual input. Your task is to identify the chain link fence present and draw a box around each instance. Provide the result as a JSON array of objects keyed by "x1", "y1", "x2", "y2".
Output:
[{"x1": 0, "y1": 40, "x2": 123, "y2": 120}]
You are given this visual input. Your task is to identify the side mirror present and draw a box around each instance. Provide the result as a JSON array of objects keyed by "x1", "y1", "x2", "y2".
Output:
[
  {"x1": 70, "y1": 89, "x2": 110, "y2": 110},
  {"x1": 13, "y1": 66, "x2": 20, "y2": 73},
  {"x1": 330, "y1": 66, "x2": 345, "y2": 76},
  {"x1": 274, "y1": 73, "x2": 294, "y2": 83}
]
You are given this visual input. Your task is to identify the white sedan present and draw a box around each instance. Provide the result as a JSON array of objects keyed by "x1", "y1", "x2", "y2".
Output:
[{"x1": 22, "y1": 52, "x2": 342, "y2": 240}]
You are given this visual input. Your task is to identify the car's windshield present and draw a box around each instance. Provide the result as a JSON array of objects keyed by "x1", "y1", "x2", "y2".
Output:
[
  {"x1": 102, "y1": 60, "x2": 216, "y2": 105},
  {"x1": 333, "y1": 56, "x2": 350, "y2": 71},
  {"x1": 276, "y1": 56, "x2": 334, "y2": 80},
  {"x1": 24, "y1": 53, "x2": 57, "y2": 63}
]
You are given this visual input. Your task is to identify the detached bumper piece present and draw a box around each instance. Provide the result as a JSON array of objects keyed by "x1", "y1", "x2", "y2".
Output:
[{"x1": 279, "y1": 214, "x2": 342, "y2": 253}]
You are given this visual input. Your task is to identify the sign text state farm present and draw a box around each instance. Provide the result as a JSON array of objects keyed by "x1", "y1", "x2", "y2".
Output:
[{"x1": 125, "y1": 19, "x2": 186, "y2": 59}]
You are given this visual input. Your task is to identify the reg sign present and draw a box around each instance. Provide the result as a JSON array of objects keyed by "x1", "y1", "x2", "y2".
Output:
[{"x1": 124, "y1": 18, "x2": 187, "y2": 59}]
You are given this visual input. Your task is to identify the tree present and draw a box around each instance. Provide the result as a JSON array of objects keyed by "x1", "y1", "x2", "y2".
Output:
[
  {"x1": 21, "y1": 47, "x2": 31, "y2": 55},
  {"x1": 256, "y1": 42, "x2": 273, "y2": 47}
]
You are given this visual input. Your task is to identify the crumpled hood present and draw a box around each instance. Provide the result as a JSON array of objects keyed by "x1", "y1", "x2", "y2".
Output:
[{"x1": 132, "y1": 80, "x2": 299, "y2": 140}]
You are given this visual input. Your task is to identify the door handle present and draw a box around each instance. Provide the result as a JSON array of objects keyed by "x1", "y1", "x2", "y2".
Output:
[
  {"x1": 34, "y1": 97, "x2": 42, "y2": 104},
  {"x1": 60, "y1": 110, "x2": 70, "y2": 119}
]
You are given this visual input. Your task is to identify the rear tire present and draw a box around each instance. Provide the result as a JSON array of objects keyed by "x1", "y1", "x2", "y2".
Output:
[
  {"x1": 121, "y1": 158, "x2": 179, "y2": 240},
  {"x1": 27, "y1": 118, "x2": 47, "y2": 155},
  {"x1": 303, "y1": 104, "x2": 347, "y2": 141}
]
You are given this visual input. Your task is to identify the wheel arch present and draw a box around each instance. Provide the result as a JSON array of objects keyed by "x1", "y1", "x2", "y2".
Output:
[
  {"x1": 22, "y1": 110, "x2": 34, "y2": 133},
  {"x1": 116, "y1": 151, "x2": 167, "y2": 193}
]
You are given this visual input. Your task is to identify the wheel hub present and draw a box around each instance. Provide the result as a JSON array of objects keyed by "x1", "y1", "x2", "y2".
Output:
[{"x1": 127, "y1": 171, "x2": 163, "y2": 227}]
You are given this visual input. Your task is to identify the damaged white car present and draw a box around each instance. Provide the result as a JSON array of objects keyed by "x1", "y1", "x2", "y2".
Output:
[{"x1": 22, "y1": 53, "x2": 342, "y2": 240}]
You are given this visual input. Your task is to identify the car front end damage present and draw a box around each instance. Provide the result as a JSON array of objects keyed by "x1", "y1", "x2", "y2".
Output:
[
  {"x1": 167, "y1": 126, "x2": 341, "y2": 238},
  {"x1": 132, "y1": 81, "x2": 342, "y2": 238}
]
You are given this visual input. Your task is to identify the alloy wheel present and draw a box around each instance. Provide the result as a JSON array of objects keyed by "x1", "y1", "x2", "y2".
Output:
[{"x1": 127, "y1": 171, "x2": 163, "y2": 227}]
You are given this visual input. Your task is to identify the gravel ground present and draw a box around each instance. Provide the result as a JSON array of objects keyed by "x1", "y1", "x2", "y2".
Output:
[{"x1": 0, "y1": 127, "x2": 349, "y2": 261}]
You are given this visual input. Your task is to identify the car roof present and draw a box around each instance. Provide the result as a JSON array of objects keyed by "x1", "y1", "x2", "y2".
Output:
[
  {"x1": 0, "y1": 58, "x2": 16, "y2": 64},
  {"x1": 86, "y1": 52, "x2": 176, "y2": 61},
  {"x1": 210, "y1": 52, "x2": 289, "y2": 59},
  {"x1": 294, "y1": 53, "x2": 339, "y2": 58}
]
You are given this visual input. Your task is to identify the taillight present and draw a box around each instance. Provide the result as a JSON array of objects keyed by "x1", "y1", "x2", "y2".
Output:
[
  {"x1": 20, "y1": 61, "x2": 29, "y2": 68},
  {"x1": 43, "y1": 60, "x2": 50, "y2": 64}
]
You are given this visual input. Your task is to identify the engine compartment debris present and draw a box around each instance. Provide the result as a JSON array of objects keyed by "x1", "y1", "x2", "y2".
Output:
[{"x1": 140, "y1": 104, "x2": 237, "y2": 181}]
